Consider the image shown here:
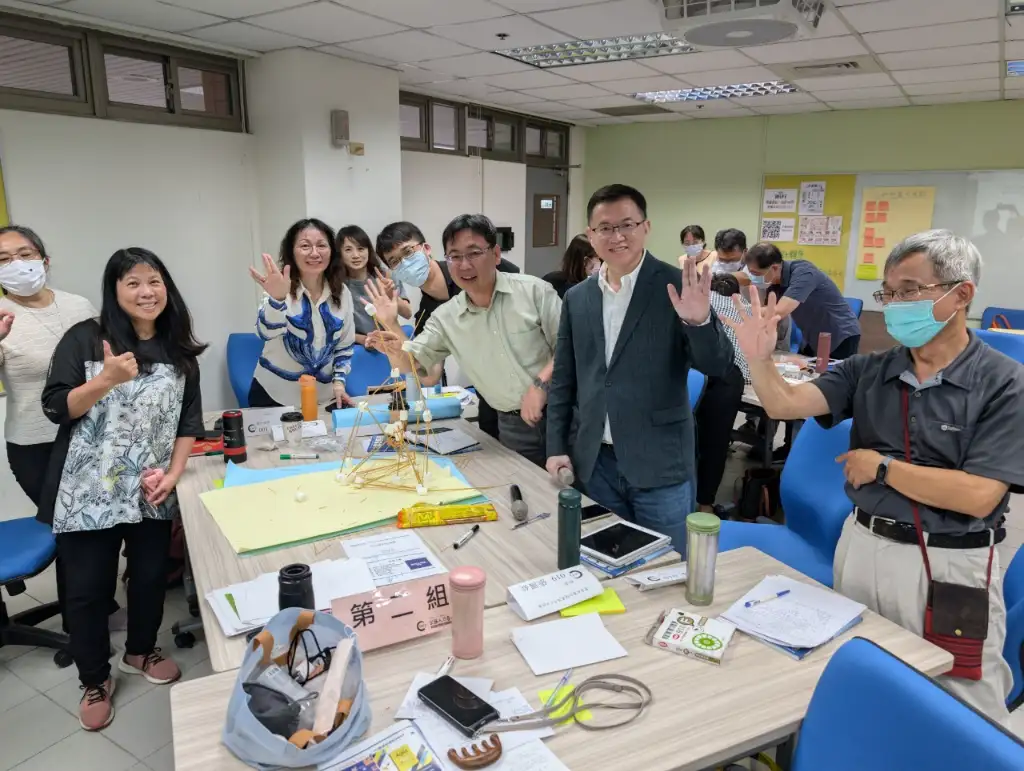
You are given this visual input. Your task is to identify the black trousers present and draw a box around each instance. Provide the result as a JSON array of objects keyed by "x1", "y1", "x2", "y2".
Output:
[
  {"x1": 57, "y1": 519, "x2": 172, "y2": 686},
  {"x1": 799, "y1": 334, "x2": 860, "y2": 360},
  {"x1": 247, "y1": 379, "x2": 282, "y2": 408},
  {"x1": 477, "y1": 395, "x2": 500, "y2": 441},
  {"x1": 695, "y1": 364, "x2": 746, "y2": 506}
]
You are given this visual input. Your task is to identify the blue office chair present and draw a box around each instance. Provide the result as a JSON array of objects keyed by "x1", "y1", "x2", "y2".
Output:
[
  {"x1": 719, "y1": 419, "x2": 852, "y2": 587},
  {"x1": 976, "y1": 328, "x2": 1024, "y2": 364},
  {"x1": 844, "y1": 296, "x2": 864, "y2": 318},
  {"x1": 1004, "y1": 548, "x2": 1024, "y2": 711},
  {"x1": 792, "y1": 637, "x2": 1024, "y2": 770},
  {"x1": 0, "y1": 518, "x2": 69, "y2": 666},
  {"x1": 982, "y1": 306, "x2": 1024, "y2": 331},
  {"x1": 789, "y1": 324, "x2": 803, "y2": 354},
  {"x1": 687, "y1": 369, "x2": 707, "y2": 412},
  {"x1": 345, "y1": 325, "x2": 416, "y2": 397},
  {"x1": 227, "y1": 333, "x2": 264, "y2": 408}
]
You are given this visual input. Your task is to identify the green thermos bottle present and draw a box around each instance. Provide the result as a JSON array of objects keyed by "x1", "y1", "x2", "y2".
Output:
[{"x1": 557, "y1": 488, "x2": 582, "y2": 569}]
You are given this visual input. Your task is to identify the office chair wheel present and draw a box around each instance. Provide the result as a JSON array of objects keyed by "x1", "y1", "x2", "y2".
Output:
[
  {"x1": 53, "y1": 649, "x2": 73, "y2": 668},
  {"x1": 175, "y1": 632, "x2": 196, "y2": 649}
]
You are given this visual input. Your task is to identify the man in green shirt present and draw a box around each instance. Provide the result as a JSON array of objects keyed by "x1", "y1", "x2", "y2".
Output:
[{"x1": 366, "y1": 214, "x2": 561, "y2": 467}]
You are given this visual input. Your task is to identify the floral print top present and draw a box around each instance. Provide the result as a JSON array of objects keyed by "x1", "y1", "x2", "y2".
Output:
[{"x1": 37, "y1": 319, "x2": 203, "y2": 533}]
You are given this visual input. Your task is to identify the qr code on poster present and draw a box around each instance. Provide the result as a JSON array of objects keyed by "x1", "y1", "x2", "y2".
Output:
[{"x1": 761, "y1": 219, "x2": 782, "y2": 240}]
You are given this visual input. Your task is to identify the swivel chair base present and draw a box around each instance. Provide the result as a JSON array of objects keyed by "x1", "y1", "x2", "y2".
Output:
[{"x1": 0, "y1": 593, "x2": 73, "y2": 668}]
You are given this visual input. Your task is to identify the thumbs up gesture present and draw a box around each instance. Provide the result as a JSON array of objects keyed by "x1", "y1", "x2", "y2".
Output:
[{"x1": 101, "y1": 340, "x2": 139, "y2": 386}]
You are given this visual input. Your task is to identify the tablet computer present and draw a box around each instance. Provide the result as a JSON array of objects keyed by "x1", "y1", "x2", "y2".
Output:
[
  {"x1": 580, "y1": 520, "x2": 670, "y2": 568},
  {"x1": 581, "y1": 503, "x2": 613, "y2": 524}
]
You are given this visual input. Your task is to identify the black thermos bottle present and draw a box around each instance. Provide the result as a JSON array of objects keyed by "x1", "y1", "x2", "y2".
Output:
[
  {"x1": 222, "y1": 409, "x2": 247, "y2": 464},
  {"x1": 278, "y1": 564, "x2": 315, "y2": 610}
]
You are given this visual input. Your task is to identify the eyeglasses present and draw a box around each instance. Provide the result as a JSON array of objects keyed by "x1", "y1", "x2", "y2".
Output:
[
  {"x1": 296, "y1": 243, "x2": 330, "y2": 255},
  {"x1": 445, "y1": 247, "x2": 493, "y2": 265},
  {"x1": 592, "y1": 221, "x2": 642, "y2": 239},
  {"x1": 872, "y1": 282, "x2": 959, "y2": 305},
  {"x1": 0, "y1": 248, "x2": 41, "y2": 265},
  {"x1": 383, "y1": 243, "x2": 422, "y2": 268}
]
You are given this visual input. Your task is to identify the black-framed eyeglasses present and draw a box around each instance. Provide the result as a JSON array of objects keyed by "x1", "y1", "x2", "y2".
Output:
[
  {"x1": 0, "y1": 248, "x2": 41, "y2": 265},
  {"x1": 444, "y1": 246, "x2": 493, "y2": 265},
  {"x1": 591, "y1": 221, "x2": 643, "y2": 239},
  {"x1": 872, "y1": 282, "x2": 960, "y2": 305},
  {"x1": 383, "y1": 243, "x2": 423, "y2": 268}
]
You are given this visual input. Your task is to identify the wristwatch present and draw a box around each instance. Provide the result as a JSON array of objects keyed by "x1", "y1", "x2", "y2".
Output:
[
  {"x1": 875, "y1": 456, "x2": 892, "y2": 486},
  {"x1": 532, "y1": 376, "x2": 549, "y2": 393}
]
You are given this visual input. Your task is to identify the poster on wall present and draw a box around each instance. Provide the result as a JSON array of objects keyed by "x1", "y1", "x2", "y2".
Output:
[
  {"x1": 799, "y1": 181, "x2": 826, "y2": 215},
  {"x1": 762, "y1": 188, "x2": 797, "y2": 213},
  {"x1": 798, "y1": 216, "x2": 842, "y2": 247},
  {"x1": 855, "y1": 186, "x2": 935, "y2": 280},
  {"x1": 760, "y1": 217, "x2": 795, "y2": 242}
]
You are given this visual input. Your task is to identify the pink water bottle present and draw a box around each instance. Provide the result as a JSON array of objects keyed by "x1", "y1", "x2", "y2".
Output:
[{"x1": 449, "y1": 566, "x2": 486, "y2": 659}]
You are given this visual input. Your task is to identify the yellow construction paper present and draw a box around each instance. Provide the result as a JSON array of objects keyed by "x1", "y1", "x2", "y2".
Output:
[
  {"x1": 199, "y1": 458, "x2": 480, "y2": 554},
  {"x1": 389, "y1": 745, "x2": 418, "y2": 771},
  {"x1": 538, "y1": 686, "x2": 592, "y2": 723},
  {"x1": 559, "y1": 588, "x2": 625, "y2": 617}
]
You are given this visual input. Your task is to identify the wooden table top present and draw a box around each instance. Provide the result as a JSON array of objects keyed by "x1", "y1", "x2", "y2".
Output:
[
  {"x1": 177, "y1": 416, "x2": 677, "y2": 673},
  {"x1": 171, "y1": 547, "x2": 952, "y2": 771}
]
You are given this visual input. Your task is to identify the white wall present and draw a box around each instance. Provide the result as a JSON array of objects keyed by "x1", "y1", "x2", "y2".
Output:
[
  {"x1": 0, "y1": 109, "x2": 258, "y2": 411},
  {"x1": 482, "y1": 159, "x2": 527, "y2": 270},
  {"x1": 568, "y1": 125, "x2": 588, "y2": 236}
]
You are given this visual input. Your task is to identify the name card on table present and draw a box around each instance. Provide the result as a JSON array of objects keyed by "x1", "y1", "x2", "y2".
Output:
[
  {"x1": 507, "y1": 568, "x2": 603, "y2": 621},
  {"x1": 242, "y1": 406, "x2": 295, "y2": 438},
  {"x1": 331, "y1": 574, "x2": 452, "y2": 651},
  {"x1": 625, "y1": 564, "x2": 688, "y2": 592}
]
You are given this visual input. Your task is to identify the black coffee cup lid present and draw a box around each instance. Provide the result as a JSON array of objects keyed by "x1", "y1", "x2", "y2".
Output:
[{"x1": 280, "y1": 411, "x2": 303, "y2": 422}]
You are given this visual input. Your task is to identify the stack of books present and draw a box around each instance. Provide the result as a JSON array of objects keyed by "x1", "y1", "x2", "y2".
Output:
[{"x1": 580, "y1": 545, "x2": 674, "y2": 578}]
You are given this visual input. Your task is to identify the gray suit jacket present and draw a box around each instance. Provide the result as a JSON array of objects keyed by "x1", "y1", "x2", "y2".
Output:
[{"x1": 547, "y1": 254, "x2": 734, "y2": 489}]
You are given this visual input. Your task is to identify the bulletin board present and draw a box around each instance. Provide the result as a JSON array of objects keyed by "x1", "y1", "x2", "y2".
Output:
[
  {"x1": 854, "y1": 187, "x2": 935, "y2": 281},
  {"x1": 758, "y1": 174, "x2": 857, "y2": 291}
]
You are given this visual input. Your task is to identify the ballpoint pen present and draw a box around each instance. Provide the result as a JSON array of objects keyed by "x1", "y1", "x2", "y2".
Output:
[
  {"x1": 452, "y1": 524, "x2": 480, "y2": 550},
  {"x1": 543, "y1": 668, "x2": 573, "y2": 709},
  {"x1": 744, "y1": 589, "x2": 791, "y2": 608},
  {"x1": 436, "y1": 655, "x2": 455, "y2": 677},
  {"x1": 511, "y1": 512, "x2": 551, "y2": 530}
]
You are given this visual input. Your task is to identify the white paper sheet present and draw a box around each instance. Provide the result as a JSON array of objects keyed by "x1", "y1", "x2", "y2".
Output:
[
  {"x1": 230, "y1": 558, "x2": 376, "y2": 624},
  {"x1": 491, "y1": 741, "x2": 571, "y2": 771},
  {"x1": 506, "y1": 568, "x2": 604, "y2": 621},
  {"x1": 341, "y1": 531, "x2": 446, "y2": 587},
  {"x1": 625, "y1": 563, "x2": 688, "y2": 591},
  {"x1": 394, "y1": 672, "x2": 495, "y2": 721},
  {"x1": 511, "y1": 614, "x2": 628, "y2": 675}
]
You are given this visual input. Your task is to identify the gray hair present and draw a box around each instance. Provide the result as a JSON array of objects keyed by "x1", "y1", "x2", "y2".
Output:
[{"x1": 884, "y1": 229, "x2": 982, "y2": 286}]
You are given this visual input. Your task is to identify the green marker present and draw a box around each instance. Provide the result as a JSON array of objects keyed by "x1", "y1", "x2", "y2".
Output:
[{"x1": 280, "y1": 453, "x2": 319, "y2": 460}]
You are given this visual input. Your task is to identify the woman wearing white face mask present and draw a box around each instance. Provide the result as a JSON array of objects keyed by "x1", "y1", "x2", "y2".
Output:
[{"x1": 677, "y1": 225, "x2": 717, "y2": 275}]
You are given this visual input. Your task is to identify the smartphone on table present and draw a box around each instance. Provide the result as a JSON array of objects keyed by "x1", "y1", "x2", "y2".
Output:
[{"x1": 417, "y1": 675, "x2": 499, "y2": 737}]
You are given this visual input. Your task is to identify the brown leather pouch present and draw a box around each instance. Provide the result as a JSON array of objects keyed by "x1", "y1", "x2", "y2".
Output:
[{"x1": 923, "y1": 580, "x2": 989, "y2": 680}]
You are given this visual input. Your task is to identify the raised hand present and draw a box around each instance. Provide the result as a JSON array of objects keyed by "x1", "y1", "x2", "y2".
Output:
[
  {"x1": 101, "y1": 340, "x2": 139, "y2": 385},
  {"x1": 363, "y1": 276, "x2": 399, "y2": 327},
  {"x1": 374, "y1": 268, "x2": 397, "y2": 299},
  {"x1": 248, "y1": 253, "x2": 291, "y2": 302},
  {"x1": 0, "y1": 309, "x2": 13, "y2": 342},
  {"x1": 720, "y1": 288, "x2": 780, "y2": 363},
  {"x1": 668, "y1": 256, "x2": 712, "y2": 325},
  {"x1": 364, "y1": 330, "x2": 404, "y2": 358}
]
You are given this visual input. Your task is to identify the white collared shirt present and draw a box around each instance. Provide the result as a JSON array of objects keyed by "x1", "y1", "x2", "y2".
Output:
[{"x1": 597, "y1": 252, "x2": 647, "y2": 444}]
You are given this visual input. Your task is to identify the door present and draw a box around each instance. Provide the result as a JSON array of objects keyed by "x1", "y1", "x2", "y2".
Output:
[{"x1": 524, "y1": 166, "x2": 569, "y2": 278}]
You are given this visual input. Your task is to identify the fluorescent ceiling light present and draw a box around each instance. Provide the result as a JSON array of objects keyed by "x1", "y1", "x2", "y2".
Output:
[
  {"x1": 1008, "y1": 60, "x2": 1024, "y2": 76},
  {"x1": 634, "y1": 80, "x2": 800, "y2": 103},
  {"x1": 495, "y1": 33, "x2": 693, "y2": 68}
]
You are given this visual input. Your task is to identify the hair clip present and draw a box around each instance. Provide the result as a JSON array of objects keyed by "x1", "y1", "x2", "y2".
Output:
[{"x1": 447, "y1": 734, "x2": 502, "y2": 769}]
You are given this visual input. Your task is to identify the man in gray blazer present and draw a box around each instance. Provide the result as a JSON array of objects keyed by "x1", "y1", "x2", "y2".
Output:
[{"x1": 546, "y1": 184, "x2": 735, "y2": 554}]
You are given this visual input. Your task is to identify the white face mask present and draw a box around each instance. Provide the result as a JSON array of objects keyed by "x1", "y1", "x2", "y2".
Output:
[
  {"x1": 684, "y1": 243, "x2": 704, "y2": 258},
  {"x1": 0, "y1": 260, "x2": 46, "y2": 297}
]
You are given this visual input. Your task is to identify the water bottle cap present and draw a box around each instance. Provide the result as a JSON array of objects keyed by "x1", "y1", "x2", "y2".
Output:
[
  {"x1": 557, "y1": 488, "x2": 582, "y2": 506},
  {"x1": 450, "y1": 566, "x2": 486, "y2": 590},
  {"x1": 686, "y1": 511, "x2": 721, "y2": 535}
]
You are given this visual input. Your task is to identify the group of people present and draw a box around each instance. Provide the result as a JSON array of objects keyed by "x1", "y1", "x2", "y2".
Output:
[{"x1": 1, "y1": 180, "x2": 1022, "y2": 730}]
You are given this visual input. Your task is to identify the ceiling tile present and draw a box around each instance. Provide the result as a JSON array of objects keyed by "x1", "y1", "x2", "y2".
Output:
[
  {"x1": 396, "y1": 64, "x2": 445, "y2": 84},
  {"x1": 810, "y1": 85, "x2": 904, "y2": 101},
  {"x1": 644, "y1": 49, "x2": 756, "y2": 75},
  {"x1": 910, "y1": 92, "x2": 1002, "y2": 106},
  {"x1": 511, "y1": 100, "x2": 567, "y2": 112},
  {"x1": 338, "y1": 0, "x2": 508, "y2": 27},
  {"x1": 879, "y1": 43, "x2": 1000, "y2": 70},
  {"x1": 519, "y1": 82, "x2": 612, "y2": 99},
  {"x1": 424, "y1": 52, "x2": 533, "y2": 76},
  {"x1": 531, "y1": 0, "x2": 665, "y2": 39},
  {"x1": 840, "y1": 0, "x2": 999, "y2": 34},
  {"x1": 793, "y1": 72, "x2": 894, "y2": 91},
  {"x1": 627, "y1": 113, "x2": 693, "y2": 122},
  {"x1": 682, "y1": 66, "x2": 783, "y2": 88},
  {"x1": 484, "y1": 68, "x2": 575, "y2": 89},
  {"x1": 662, "y1": 101, "x2": 754, "y2": 115},
  {"x1": 5, "y1": 0, "x2": 69, "y2": 4},
  {"x1": 341, "y1": 31, "x2": 477, "y2": 62},
  {"x1": 249, "y1": 2, "x2": 404, "y2": 45},
  {"x1": 863, "y1": 19, "x2": 999, "y2": 54},
  {"x1": 161, "y1": 0, "x2": 307, "y2": 18},
  {"x1": 545, "y1": 108, "x2": 605, "y2": 119},
  {"x1": 1005, "y1": 77, "x2": 1024, "y2": 91},
  {"x1": 555, "y1": 60, "x2": 662, "y2": 82},
  {"x1": 317, "y1": 46, "x2": 399, "y2": 68},
  {"x1": 588, "y1": 116, "x2": 630, "y2": 124},
  {"x1": 892, "y1": 62, "x2": 1000, "y2": 86},
  {"x1": 563, "y1": 94, "x2": 645, "y2": 108},
  {"x1": 749, "y1": 103, "x2": 830, "y2": 115},
  {"x1": 481, "y1": 89, "x2": 548, "y2": 105},
  {"x1": 743, "y1": 36, "x2": 867, "y2": 65},
  {"x1": 825, "y1": 97, "x2": 911, "y2": 110},
  {"x1": 188, "y1": 22, "x2": 316, "y2": 50},
  {"x1": 902, "y1": 78, "x2": 1001, "y2": 96},
  {"x1": 431, "y1": 15, "x2": 569, "y2": 49},
  {"x1": 833, "y1": 0, "x2": 884, "y2": 4},
  {"x1": 812, "y1": 9, "x2": 854, "y2": 38},
  {"x1": 60, "y1": 0, "x2": 221, "y2": 32},
  {"x1": 604, "y1": 75, "x2": 687, "y2": 94},
  {"x1": 1005, "y1": 40, "x2": 1024, "y2": 59},
  {"x1": 493, "y1": 0, "x2": 612, "y2": 11},
  {"x1": 730, "y1": 92, "x2": 821, "y2": 107},
  {"x1": 424, "y1": 79, "x2": 502, "y2": 99},
  {"x1": 1010, "y1": 20, "x2": 1024, "y2": 42},
  {"x1": 688, "y1": 105, "x2": 755, "y2": 118}
]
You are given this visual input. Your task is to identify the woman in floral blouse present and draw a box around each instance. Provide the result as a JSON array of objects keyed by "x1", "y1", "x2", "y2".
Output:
[{"x1": 39, "y1": 248, "x2": 206, "y2": 732}]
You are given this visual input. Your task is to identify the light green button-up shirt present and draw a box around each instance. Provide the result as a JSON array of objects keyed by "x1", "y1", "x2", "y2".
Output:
[{"x1": 404, "y1": 272, "x2": 562, "y2": 412}]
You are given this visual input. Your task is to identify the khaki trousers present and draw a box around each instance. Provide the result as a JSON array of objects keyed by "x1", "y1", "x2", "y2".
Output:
[{"x1": 833, "y1": 514, "x2": 1012, "y2": 725}]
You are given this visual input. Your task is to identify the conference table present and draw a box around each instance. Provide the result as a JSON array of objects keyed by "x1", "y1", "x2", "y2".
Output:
[
  {"x1": 170, "y1": 547, "x2": 953, "y2": 771},
  {"x1": 176, "y1": 412, "x2": 677, "y2": 673}
]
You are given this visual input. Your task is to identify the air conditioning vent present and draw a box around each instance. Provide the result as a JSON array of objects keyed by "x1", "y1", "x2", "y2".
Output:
[
  {"x1": 595, "y1": 104, "x2": 673, "y2": 117},
  {"x1": 657, "y1": 0, "x2": 826, "y2": 48},
  {"x1": 771, "y1": 55, "x2": 883, "y2": 81},
  {"x1": 793, "y1": 61, "x2": 860, "y2": 73}
]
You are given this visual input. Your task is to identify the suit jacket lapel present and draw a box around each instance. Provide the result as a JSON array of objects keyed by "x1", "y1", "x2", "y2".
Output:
[
  {"x1": 608, "y1": 254, "x2": 656, "y2": 371},
  {"x1": 587, "y1": 277, "x2": 606, "y2": 366}
]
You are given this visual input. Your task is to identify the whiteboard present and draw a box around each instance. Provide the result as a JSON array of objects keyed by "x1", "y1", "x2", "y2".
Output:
[{"x1": 844, "y1": 171, "x2": 1024, "y2": 319}]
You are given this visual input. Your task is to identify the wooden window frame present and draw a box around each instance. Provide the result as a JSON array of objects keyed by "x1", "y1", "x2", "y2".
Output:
[
  {"x1": 429, "y1": 98, "x2": 465, "y2": 156},
  {"x1": 0, "y1": 14, "x2": 92, "y2": 116},
  {"x1": 526, "y1": 119, "x2": 570, "y2": 168},
  {"x1": 399, "y1": 92, "x2": 429, "y2": 151}
]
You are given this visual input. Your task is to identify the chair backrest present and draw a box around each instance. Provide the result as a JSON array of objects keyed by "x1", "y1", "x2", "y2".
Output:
[
  {"x1": 1004, "y1": 548, "x2": 1024, "y2": 711},
  {"x1": 687, "y1": 369, "x2": 707, "y2": 411},
  {"x1": 976, "y1": 329, "x2": 1024, "y2": 364},
  {"x1": 789, "y1": 324, "x2": 803, "y2": 353},
  {"x1": 844, "y1": 296, "x2": 864, "y2": 318},
  {"x1": 226, "y1": 333, "x2": 264, "y2": 408},
  {"x1": 793, "y1": 637, "x2": 1024, "y2": 771},
  {"x1": 780, "y1": 418, "x2": 852, "y2": 559},
  {"x1": 982, "y1": 307, "x2": 1024, "y2": 330},
  {"x1": 346, "y1": 347, "x2": 393, "y2": 396}
]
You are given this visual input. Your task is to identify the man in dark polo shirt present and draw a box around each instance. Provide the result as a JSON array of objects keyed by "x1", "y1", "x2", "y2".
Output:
[
  {"x1": 727, "y1": 229, "x2": 1022, "y2": 723},
  {"x1": 744, "y1": 242, "x2": 861, "y2": 359}
]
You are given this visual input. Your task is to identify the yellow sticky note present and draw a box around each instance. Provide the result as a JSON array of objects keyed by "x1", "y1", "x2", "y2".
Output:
[
  {"x1": 855, "y1": 264, "x2": 879, "y2": 281},
  {"x1": 389, "y1": 745, "x2": 418, "y2": 771},
  {"x1": 213, "y1": 478, "x2": 224, "y2": 489},
  {"x1": 559, "y1": 588, "x2": 625, "y2": 617},
  {"x1": 538, "y1": 686, "x2": 592, "y2": 724}
]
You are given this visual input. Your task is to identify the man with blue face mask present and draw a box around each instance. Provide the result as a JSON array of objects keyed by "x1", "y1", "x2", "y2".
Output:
[{"x1": 726, "y1": 229, "x2": 1024, "y2": 724}]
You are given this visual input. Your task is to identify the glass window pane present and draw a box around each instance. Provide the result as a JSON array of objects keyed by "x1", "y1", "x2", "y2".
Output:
[
  {"x1": 545, "y1": 130, "x2": 564, "y2": 159},
  {"x1": 494, "y1": 121, "x2": 515, "y2": 153},
  {"x1": 467, "y1": 116, "x2": 488, "y2": 149},
  {"x1": 526, "y1": 126, "x2": 542, "y2": 155},
  {"x1": 0, "y1": 34, "x2": 75, "y2": 95},
  {"x1": 104, "y1": 53, "x2": 167, "y2": 109},
  {"x1": 400, "y1": 102, "x2": 423, "y2": 139},
  {"x1": 178, "y1": 66, "x2": 231, "y2": 116},
  {"x1": 432, "y1": 103, "x2": 457, "y2": 151}
]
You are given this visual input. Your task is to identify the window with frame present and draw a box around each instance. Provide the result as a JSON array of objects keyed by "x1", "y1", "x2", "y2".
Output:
[
  {"x1": 399, "y1": 94, "x2": 427, "y2": 151},
  {"x1": 526, "y1": 122, "x2": 569, "y2": 165}
]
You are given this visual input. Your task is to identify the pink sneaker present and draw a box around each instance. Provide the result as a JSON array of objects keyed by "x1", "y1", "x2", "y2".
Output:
[
  {"x1": 79, "y1": 679, "x2": 115, "y2": 731},
  {"x1": 119, "y1": 649, "x2": 181, "y2": 685}
]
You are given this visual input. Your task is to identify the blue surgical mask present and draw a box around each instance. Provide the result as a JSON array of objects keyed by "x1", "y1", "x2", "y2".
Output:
[
  {"x1": 391, "y1": 250, "x2": 430, "y2": 287},
  {"x1": 883, "y1": 285, "x2": 960, "y2": 348},
  {"x1": 748, "y1": 273, "x2": 765, "y2": 287},
  {"x1": 684, "y1": 243, "x2": 704, "y2": 257}
]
